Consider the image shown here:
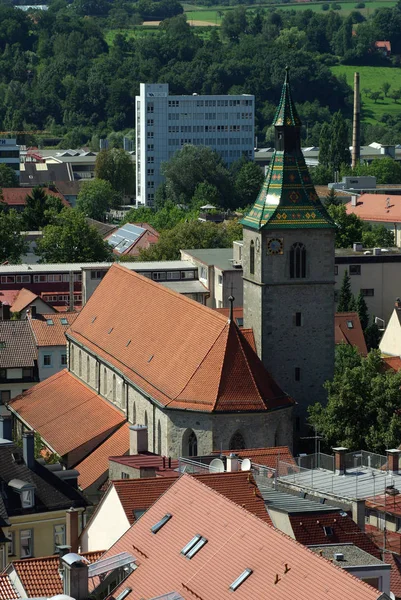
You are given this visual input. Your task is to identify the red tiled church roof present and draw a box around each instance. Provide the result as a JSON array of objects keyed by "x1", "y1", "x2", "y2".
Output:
[{"x1": 68, "y1": 264, "x2": 293, "y2": 413}]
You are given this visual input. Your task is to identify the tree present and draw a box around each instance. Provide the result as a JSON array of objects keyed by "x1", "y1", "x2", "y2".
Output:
[
  {"x1": 23, "y1": 187, "x2": 64, "y2": 230},
  {"x1": 308, "y1": 347, "x2": 401, "y2": 453},
  {"x1": 94, "y1": 148, "x2": 135, "y2": 195},
  {"x1": 0, "y1": 164, "x2": 19, "y2": 188},
  {"x1": 192, "y1": 183, "x2": 221, "y2": 210},
  {"x1": 327, "y1": 204, "x2": 363, "y2": 248},
  {"x1": 325, "y1": 188, "x2": 340, "y2": 207},
  {"x1": 76, "y1": 179, "x2": 114, "y2": 221},
  {"x1": 221, "y1": 6, "x2": 247, "y2": 42},
  {"x1": 329, "y1": 111, "x2": 351, "y2": 172},
  {"x1": 367, "y1": 157, "x2": 401, "y2": 185},
  {"x1": 122, "y1": 201, "x2": 190, "y2": 232},
  {"x1": 389, "y1": 89, "x2": 401, "y2": 103},
  {"x1": 356, "y1": 290, "x2": 369, "y2": 330},
  {"x1": 369, "y1": 91, "x2": 383, "y2": 104},
  {"x1": 37, "y1": 208, "x2": 113, "y2": 263},
  {"x1": 337, "y1": 269, "x2": 354, "y2": 312},
  {"x1": 234, "y1": 161, "x2": 264, "y2": 208},
  {"x1": 318, "y1": 123, "x2": 332, "y2": 168},
  {"x1": 381, "y1": 81, "x2": 391, "y2": 97},
  {"x1": 364, "y1": 319, "x2": 381, "y2": 350},
  {"x1": 0, "y1": 209, "x2": 27, "y2": 263}
]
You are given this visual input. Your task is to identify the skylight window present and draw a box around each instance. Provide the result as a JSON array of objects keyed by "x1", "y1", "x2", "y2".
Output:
[
  {"x1": 323, "y1": 526, "x2": 334, "y2": 536},
  {"x1": 0, "y1": 341, "x2": 5, "y2": 349},
  {"x1": 185, "y1": 536, "x2": 207, "y2": 559},
  {"x1": 150, "y1": 513, "x2": 172, "y2": 534},
  {"x1": 181, "y1": 534, "x2": 202, "y2": 556},
  {"x1": 229, "y1": 568, "x2": 253, "y2": 591},
  {"x1": 346, "y1": 320, "x2": 354, "y2": 329},
  {"x1": 46, "y1": 319, "x2": 54, "y2": 326},
  {"x1": 60, "y1": 318, "x2": 68, "y2": 325}
]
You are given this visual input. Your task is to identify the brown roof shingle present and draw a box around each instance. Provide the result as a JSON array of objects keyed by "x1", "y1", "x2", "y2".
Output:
[
  {"x1": 0, "y1": 320, "x2": 37, "y2": 368},
  {"x1": 29, "y1": 312, "x2": 78, "y2": 347},
  {"x1": 69, "y1": 264, "x2": 293, "y2": 413},
  {"x1": 9, "y1": 370, "x2": 125, "y2": 462}
]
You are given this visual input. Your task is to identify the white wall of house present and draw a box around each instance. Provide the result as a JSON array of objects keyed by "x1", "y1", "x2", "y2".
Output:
[
  {"x1": 38, "y1": 345, "x2": 67, "y2": 381},
  {"x1": 379, "y1": 307, "x2": 401, "y2": 356},
  {"x1": 344, "y1": 565, "x2": 390, "y2": 596},
  {"x1": 79, "y1": 484, "x2": 129, "y2": 553},
  {"x1": 18, "y1": 298, "x2": 55, "y2": 318}
]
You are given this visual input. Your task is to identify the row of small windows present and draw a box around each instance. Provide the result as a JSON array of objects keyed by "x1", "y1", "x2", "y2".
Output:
[
  {"x1": 167, "y1": 113, "x2": 250, "y2": 122},
  {"x1": 43, "y1": 293, "x2": 82, "y2": 302},
  {"x1": 1, "y1": 273, "x2": 82, "y2": 284},
  {"x1": 166, "y1": 98, "x2": 252, "y2": 108},
  {"x1": 249, "y1": 241, "x2": 306, "y2": 279},
  {"x1": 166, "y1": 124, "x2": 251, "y2": 134}
]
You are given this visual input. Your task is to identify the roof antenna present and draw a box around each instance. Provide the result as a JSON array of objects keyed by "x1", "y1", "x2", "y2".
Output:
[{"x1": 228, "y1": 295, "x2": 235, "y2": 323}]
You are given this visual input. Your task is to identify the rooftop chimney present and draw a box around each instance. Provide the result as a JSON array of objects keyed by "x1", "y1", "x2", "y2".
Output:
[
  {"x1": 129, "y1": 425, "x2": 148, "y2": 455},
  {"x1": 22, "y1": 431, "x2": 35, "y2": 470},
  {"x1": 351, "y1": 195, "x2": 357, "y2": 207},
  {"x1": 352, "y1": 72, "x2": 360, "y2": 170},
  {"x1": 226, "y1": 453, "x2": 239, "y2": 472},
  {"x1": 62, "y1": 554, "x2": 89, "y2": 600},
  {"x1": 333, "y1": 447, "x2": 348, "y2": 476},
  {"x1": 352, "y1": 499, "x2": 366, "y2": 532},
  {"x1": 387, "y1": 449, "x2": 401, "y2": 475},
  {"x1": 0, "y1": 415, "x2": 12, "y2": 441},
  {"x1": 395, "y1": 298, "x2": 401, "y2": 310},
  {"x1": 66, "y1": 507, "x2": 79, "y2": 553}
]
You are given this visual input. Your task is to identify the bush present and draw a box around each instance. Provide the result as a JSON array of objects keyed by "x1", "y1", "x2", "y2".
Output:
[
  {"x1": 355, "y1": 1, "x2": 365, "y2": 7},
  {"x1": 331, "y1": 2, "x2": 341, "y2": 9},
  {"x1": 322, "y1": 3, "x2": 329, "y2": 9}
]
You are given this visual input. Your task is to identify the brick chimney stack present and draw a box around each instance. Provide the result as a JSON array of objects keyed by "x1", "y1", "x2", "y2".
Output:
[
  {"x1": 333, "y1": 447, "x2": 348, "y2": 476},
  {"x1": 129, "y1": 425, "x2": 148, "y2": 455},
  {"x1": 386, "y1": 449, "x2": 401, "y2": 475}
]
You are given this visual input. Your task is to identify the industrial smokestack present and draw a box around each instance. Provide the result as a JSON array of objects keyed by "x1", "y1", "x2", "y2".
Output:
[{"x1": 352, "y1": 72, "x2": 360, "y2": 170}]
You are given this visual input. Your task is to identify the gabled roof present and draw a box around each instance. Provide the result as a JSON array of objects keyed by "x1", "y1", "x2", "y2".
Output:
[
  {"x1": 0, "y1": 187, "x2": 69, "y2": 207},
  {"x1": 69, "y1": 264, "x2": 292, "y2": 413},
  {"x1": 383, "y1": 356, "x2": 401, "y2": 372},
  {"x1": 9, "y1": 370, "x2": 125, "y2": 462},
  {"x1": 7, "y1": 551, "x2": 102, "y2": 598},
  {"x1": 10, "y1": 288, "x2": 41, "y2": 313},
  {"x1": 335, "y1": 312, "x2": 368, "y2": 356},
  {"x1": 105, "y1": 222, "x2": 159, "y2": 256},
  {"x1": 383, "y1": 551, "x2": 401, "y2": 599},
  {"x1": 346, "y1": 193, "x2": 401, "y2": 223},
  {"x1": 113, "y1": 477, "x2": 178, "y2": 525},
  {"x1": 241, "y1": 70, "x2": 334, "y2": 231},
  {"x1": 0, "y1": 574, "x2": 19, "y2": 599},
  {"x1": 290, "y1": 512, "x2": 381, "y2": 559},
  {"x1": 99, "y1": 474, "x2": 383, "y2": 600},
  {"x1": 29, "y1": 312, "x2": 78, "y2": 347},
  {"x1": 0, "y1": 321, "x2": 37, "y2": 369},
  {"x1": 75, "y1": 424, "x2": 129, "y2": 491}
]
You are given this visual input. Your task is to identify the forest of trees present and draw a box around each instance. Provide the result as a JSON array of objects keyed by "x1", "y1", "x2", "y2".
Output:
[{"x1": 2, "y1": 0, "x2": 401, "y2": 149}]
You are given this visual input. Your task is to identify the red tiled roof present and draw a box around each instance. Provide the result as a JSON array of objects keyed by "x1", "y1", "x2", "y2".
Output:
[
  {"x1": 212, "y1": 446, "x2": 296, "y2": 469},
  {"x1": 9, "y1": 370, "x2": 125, "y2": 462},
  {"x1": 291, "y1": 512, "x2": 381, "y2": 559},
  {"x1": 113, "y1": 471, "x2": 272, "y2": 527},
  {"x1": 346, "y1": 193, "x2": 401, "y2": 223},
  {"x1": 109, "y1": 453, "x2": 179, "y2": 471},
  {"x1": 10, "y1": 551, "x2": 102, "y2": 598},
  {"x1": 215, "y1": 306, "x2": 244, "y2": 324},
  {"x1": 366, "y1": 524, "x2": 401, "y2": 554},
  {"x1": 10, "y1": 288, "x2": 41, "y2": 313},
  {"x1": 0, "y1": 290, "x2": 18, "y2": 307},
  {"x1": 29, "y1": 312, "x2": 77, "y2": 347},
  {"x1": 76, "y1": 424, "x2": 130, "y2": 490},
  {"x1": 335, "y1": 312, "x2": 368, "y2": 356},
  {"x1": 375, "y1": 40, "x2": 391, "y2": 52},
  {"x1": 366, "y1": 493, "x2": 401, "y2": 518},
  {"x1": 69, "y1": 264, "x2": 293, "y2": 413},
  {"x1": 0, "y1": 574, "x2": 19, "y2": 599},
  {"x1": 1, "y1": 187, "x2": 69, "y2": 208},
  {"x1": 383, "y1": 551, "x2": 401, "y2": 598},
  {"x1": 100, "y1": 474, "x2": 382, "y2": 600},
  {"x1": 383, "y1": 356, "x2": 401, "y2": 372}
]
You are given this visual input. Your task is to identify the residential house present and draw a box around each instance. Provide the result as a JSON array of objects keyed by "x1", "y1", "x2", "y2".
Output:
[
  {"x1": 105, "y1": 223, "x2": 159, "y2": 257},
  {"x1": 10, "y1": 289, "x2": 55, "y2": 319},
  {"x1": 86, "y1": 218, "x2": 116, "y2": 238},
  {"x1": 8, "y1": 264, "x2": 294, "y2": 473},
  {"x1": 180, "y1": 247, "x2": 243, "y2": 308},
  {"x1": 335, "y1": 312, "x2": 368, "y2": 355},
  {"x1": 346, "y1": 194, "x2": 401, "y2": 247},
  {"x1": 28, "y1": 312, "x2": 77, "y2": 381},
  {"x1": 375, "y1": 41, "x2": 391, "y2": 57},
  {"x1": 0, "y1": 428, "x2": 87, "y2": 569},
  {"x1": 85, "y1": 473, "x2": 388, "y2": 600},
  {"x1": 0, "y1": 188, "x2": 69, "y2": 213},
  {"x1": 0, "y1": 321, "x2": 38, "y2": 402}
]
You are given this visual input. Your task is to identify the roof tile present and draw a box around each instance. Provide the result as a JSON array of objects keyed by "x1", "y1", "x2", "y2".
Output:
[
  {"x1": 335, "y1": 312, "x2": 368, "y2": 356},
  {"x1": 0, "y1": 320, "x2": 37, "y2": 368},
  {"x1": 1, "y1": 187, "x2": 69, "y2": 208},
  {"x1": 29, "y1": 312, "x2": 78, "y2": 347},
  {"x1": 346, "y1": 193, "x2": 401, "y2": 223}
]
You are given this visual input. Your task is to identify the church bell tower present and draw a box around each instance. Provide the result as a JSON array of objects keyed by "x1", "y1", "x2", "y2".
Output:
[{"x1": 242, "y1": 68, "x2": 336, "y2": 431}]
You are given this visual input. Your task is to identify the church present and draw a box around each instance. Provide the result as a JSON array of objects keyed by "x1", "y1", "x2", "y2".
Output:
[{"x1": 8, "y1": 72, "x2": 334, "y2": 462}]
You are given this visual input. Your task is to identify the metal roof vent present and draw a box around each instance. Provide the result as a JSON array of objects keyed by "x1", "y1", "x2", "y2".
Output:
[{"x1": 334, "y1": 552, "x2": 344, "y2": 561}]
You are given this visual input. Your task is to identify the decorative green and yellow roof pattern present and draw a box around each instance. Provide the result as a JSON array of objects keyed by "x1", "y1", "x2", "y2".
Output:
[
  {"x1": 273, "y1": 67, "x2": 301, "y2": 127},
  {"x1": 241, "y1": 151, "x2": 335, "y2": 230}
]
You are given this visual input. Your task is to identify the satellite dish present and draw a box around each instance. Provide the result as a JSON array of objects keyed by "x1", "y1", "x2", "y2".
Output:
[
  {"x1": 241, "y1": 458, "x2": 252, "y2": 471},
  {"x1": 209, "y1": 458, "x2": 224, "y2": 473}
]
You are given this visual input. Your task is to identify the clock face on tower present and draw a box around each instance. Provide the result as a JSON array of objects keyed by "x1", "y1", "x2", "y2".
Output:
[{"x1": 267, "y1": 238, "x2": 284, "y2": 255}]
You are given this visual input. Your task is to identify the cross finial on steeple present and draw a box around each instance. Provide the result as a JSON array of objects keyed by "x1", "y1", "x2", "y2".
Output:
[
  {"x1": 228, "y1": 295, "x2": 235, "y2": 322},
  {"x1": 273, "y1": 68, "x2": 301, "y2": 128}
]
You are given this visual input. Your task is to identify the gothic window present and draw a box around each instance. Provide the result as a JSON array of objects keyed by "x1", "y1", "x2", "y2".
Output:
[
  {"x1": 112, "y1": 374, "x2": 116, "y2": 402},
  {"x1": 86, "y1": 355, "x2": 90, "y2": 381},
  {"x1": 290, "y1": 242, "x2": 306, "y2": 279},
  {"x1": 78, "y1": 351, "x2": 82, "y2": 377},
  {"x1": 144, "y1": 411, "x2": 148, "y2": 427},
  {"x1": 250, "y1": 240, "x2": 255, "y2": 275},
  {"x1": 70, "y1": 345, "x2": 74, "y2": 371},
  {"x1": 182, "y1": 429, "x2": 198, "y2": 457},
  {"x1": 157, "y1": 421, "x2": 162, "y2": 455},
  {"x1": 132, "y1": 402, "x2": 137, "y2": 425},
  {"x1": 229, "y1": 431, "x2": 246, "y2": 450}
]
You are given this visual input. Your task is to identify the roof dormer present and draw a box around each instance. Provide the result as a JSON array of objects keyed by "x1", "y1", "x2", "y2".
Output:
[{"x1": 8, "y1": 479, "x2": 35, "y2": 508}]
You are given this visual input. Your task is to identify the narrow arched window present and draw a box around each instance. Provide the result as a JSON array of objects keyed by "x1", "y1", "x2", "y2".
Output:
[
  {"x1": 86, "y1": 355, "x2": 90, "y2": 382},
  {"x1": 112, "y1": 374, "x2": 116, "y2": 402},
  {"x1": 70, "y1": 345, "x2": 74, "y2": 371},
  {"x1": 188, "y1": 431, "x2": 197, "y2": 457},
  {"x1": 132, "y1": 402, "x2": 137, "y2": 425},
  {"x1": 157, "y1": 421, "x2": 162, "y2": 455},
  {"x1": 290, "y1": 242, "x2": 306, "y2": 279},
  {"x1": 229, "y1": 431, "x2": 246, "y2": 450},
  {"x1": 78, "y1": 350, "x2": 82, "y2": 377},
  {"x1": 250, "y1": 240, "x2": 255, "y2": 275},
  {"x1": 144, "y1": 411, "x2": 148, "y2": 427}
]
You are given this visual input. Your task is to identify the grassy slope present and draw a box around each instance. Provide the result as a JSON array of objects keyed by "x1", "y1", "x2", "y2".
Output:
[{"x1": 331, "y1": 65, "x2": 401, "y2": 123}]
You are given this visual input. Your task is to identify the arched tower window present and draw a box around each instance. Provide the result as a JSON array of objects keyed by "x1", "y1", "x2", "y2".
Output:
[
  {"x1": 250, "y1": 240, "x2": 255, "y2": 275},
  {"x1": 229, "y1": 431, "x2": 246, "y2": 450},
  {"x1": 182, "y1": 429, "x2": 198, "y2": 457},
  {"x1": 157, "y1": 421, "x2": 162, "y2": 455},
  {"x1": 290, "y1": 242, "x2": 306, "y2": 279}
]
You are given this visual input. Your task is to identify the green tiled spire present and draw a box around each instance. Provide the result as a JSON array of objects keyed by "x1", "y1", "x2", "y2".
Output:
[{"x1": 242, "y1": 70, "x2": 335, "y2": 231}]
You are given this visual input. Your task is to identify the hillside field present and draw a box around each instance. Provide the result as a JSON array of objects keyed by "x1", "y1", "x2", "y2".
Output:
[{"x1": 331, "y1": 65, "x2": 401, "y2": 123}]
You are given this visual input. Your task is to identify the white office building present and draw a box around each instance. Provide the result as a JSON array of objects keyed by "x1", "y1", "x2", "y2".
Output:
[
  {"x1": 135, "y1": 83, "x2": 255, "y2": 206},
  {"x1": 0, "y1": 138, "x2": 20, "y2": 180}
]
